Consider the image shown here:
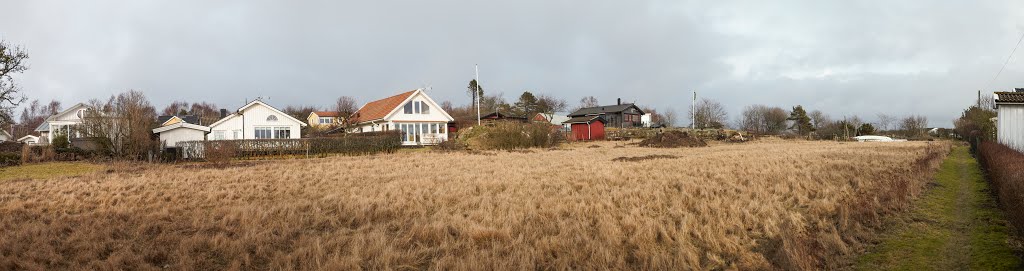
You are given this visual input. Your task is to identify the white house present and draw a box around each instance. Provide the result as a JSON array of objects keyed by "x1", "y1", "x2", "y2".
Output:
[
  {"x1": 152, "y1": 122, "x2": 211, "y2": 149},
  {"x1": 37, "y1": 103, "x2": 92, "y2": 144},
  {"x1": 534, "y1": 112, "x2": 572, "y2": 132},
  {"x1": 995, "y1": 90, "x2": 1024, "y2": 152},
  {"x1": 207, "y1": 100, "x2": 306, "y2": 140},
  {"x1": 0, "y1": 130, "x2": 11, "y2": 142},
  {"x1": 17, "y1": 135, "x2": 40, "y2": 145},
  {"x1": 348, "y1": 88, "x2": 454, "y2": 145}
]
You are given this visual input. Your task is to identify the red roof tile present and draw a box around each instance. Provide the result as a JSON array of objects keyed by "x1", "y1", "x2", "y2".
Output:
[
  {"x1": 349, "y1": 90, "x2": 416, "y2": 123},
  {"x1": 313, "y1": 111, "x2": 340, "y2": 117}
]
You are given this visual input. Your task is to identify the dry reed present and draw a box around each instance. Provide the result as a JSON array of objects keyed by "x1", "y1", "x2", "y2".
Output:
[{"x1": 0, "y1": 140, "x2": 949, "y2": 270}]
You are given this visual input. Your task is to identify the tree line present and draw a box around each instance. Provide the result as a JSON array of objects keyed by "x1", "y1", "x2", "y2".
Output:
[{"x1": 690, "y1": 97, "x2": 932, "y2": 139}]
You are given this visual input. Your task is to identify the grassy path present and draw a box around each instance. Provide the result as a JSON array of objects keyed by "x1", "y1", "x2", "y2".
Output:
[{"x1": 855, "y1": 146, "x2": 1021, "y2": 270}]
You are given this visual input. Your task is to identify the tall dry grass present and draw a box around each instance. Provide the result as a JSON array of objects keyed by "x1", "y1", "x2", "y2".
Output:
[{"x1": 0, "y1": 140, "x2": 949, "y2": 270}]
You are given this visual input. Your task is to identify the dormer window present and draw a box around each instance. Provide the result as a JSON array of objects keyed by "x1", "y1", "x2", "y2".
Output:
[{"x1": 267, "y1": 115, "x2": 278, "y2": 122}]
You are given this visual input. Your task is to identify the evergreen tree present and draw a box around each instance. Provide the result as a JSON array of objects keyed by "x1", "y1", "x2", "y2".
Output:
[
  {"x1": 513, "y1": 91, "x2": 539, "y2": 117},
  {"x1": 787, "y1": 105, "x2": 813, "y2": 135}
]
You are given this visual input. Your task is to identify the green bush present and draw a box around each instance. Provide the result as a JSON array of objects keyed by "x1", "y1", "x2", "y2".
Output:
[
  {"x1": 0, "y1": 152, "x2": 20, "y2": 167},
  {"x1": 462, "y1": 122, "x2": 562, "y2": 150}
]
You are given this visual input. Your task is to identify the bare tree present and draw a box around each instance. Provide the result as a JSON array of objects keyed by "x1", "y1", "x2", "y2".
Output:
[
  {"x1": 574, "y1": 96, "x2": 599, "y2": 111},
  {"x1": 334, "y1": 96, "x2": 358, "y2": 118},
  {"x1": 536, "y1": 94, "x2": 567, "y2": 114},
  {"x1": 190, "y1": 102, "x2": 220, "y2": 125},
  {"x1": 740, "y1": 105, "x2": 788, "y2": 134},
  {"x1": 81, "y1": 90, "x2": 158, "y2": 159},
  {"x1": 0, "y1": 40, "x2": 29, "y2": 126},
  {"x1": 662, "y1": 109, "x2": 678, "y2": 127},
  {"x1": 809, "y1": 110, "x2": 830, "y2": 130},
  {"x1": 15, "y1": 99, "x2": 61, "y2": 137},
  {"x1": 690, "y1": 98, "x2": 728, "y2": 129},
  {"x1": 440, "y1": 100, "x2": 454, "y2": 113},
  {"x1": 161, "y1": 101, "x2": 190, "y2": 116},
  {"x1": 876, "y1": 113, "x2": 896, "y2": 132},
  {"x1": 899, "y1": 115, "x2": 928, "y2": 138}
]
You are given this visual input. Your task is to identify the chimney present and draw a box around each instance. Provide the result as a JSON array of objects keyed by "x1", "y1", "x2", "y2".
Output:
[
  {"x1": 617, "y1": 98, "x2": 621, "y2": 105},
  {"x1": 220, "y1": 109, "x2": 228, "y2": 118}
]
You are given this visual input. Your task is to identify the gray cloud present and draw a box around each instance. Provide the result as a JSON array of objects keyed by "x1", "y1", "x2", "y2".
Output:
[{"x1": 2, "y1": 0, "x2": 1024, "y2": 126}]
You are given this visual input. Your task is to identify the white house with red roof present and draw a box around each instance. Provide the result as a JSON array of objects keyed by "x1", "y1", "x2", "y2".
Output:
[
  {"x1": 348, "y1": 88, "x2": 453, "y2": 145},
  {"x1": 207, "y1": 99, "x2": 307, "y2": 140}
]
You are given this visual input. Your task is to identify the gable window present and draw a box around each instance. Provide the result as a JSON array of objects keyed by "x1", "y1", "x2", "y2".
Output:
[
  {"x1": 255, "y1": 127, "x2": 272, "y2": 139},
  {"x1": 232, "y1": 130, "x2": 240, "y2": 139},
  {"x1": 267, "y1": 115, "x2": 278, "y2": 122},
  {"x1": 403, "y1": 101, "x2": 431, "y2": 115}
]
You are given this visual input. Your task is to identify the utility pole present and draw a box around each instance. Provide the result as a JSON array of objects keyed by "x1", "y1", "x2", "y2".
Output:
[{"x1": 476, "y1": 64, "x2": 481, "y2": 126}]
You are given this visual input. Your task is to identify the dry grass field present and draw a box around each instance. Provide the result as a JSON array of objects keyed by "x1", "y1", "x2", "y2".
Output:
[{"x1": 0, "y1": 140, "x2": 949, "y2": 270}]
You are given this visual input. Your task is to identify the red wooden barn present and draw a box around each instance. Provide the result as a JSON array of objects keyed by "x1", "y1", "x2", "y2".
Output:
[{"x1": 563, "y1": 116, "x2": 606, "y2": 141}]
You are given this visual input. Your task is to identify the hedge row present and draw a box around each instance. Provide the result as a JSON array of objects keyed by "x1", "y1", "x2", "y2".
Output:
[
  {"x1": 976, "y1": 141, "x2": 1024, "y2": 234},
  {"x1": 176, "y1": 131, "x2": 402, "y2": 160}
]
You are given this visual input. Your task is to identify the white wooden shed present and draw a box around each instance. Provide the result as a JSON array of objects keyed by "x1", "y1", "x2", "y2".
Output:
[{"x1": 995, "y1": 91, "x2": 1024, "y2": 152}]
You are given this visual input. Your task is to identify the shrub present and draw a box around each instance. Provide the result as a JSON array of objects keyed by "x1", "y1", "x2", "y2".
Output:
[
  {"x1": 462, "y1": 122, "x2": 562, "y2": 150},
  {"x1": 434, "y1": 138, "x2": 468, "y2": 152},
  {"x1": 0, "y1": 152, "x2": 19, "y2": 167},
  {"x1": 205, "y1": 142, "x2": 237, "y2": 168},
  {"x1": 977, "y1": 141, "x2": 1024, "y2": 234}
]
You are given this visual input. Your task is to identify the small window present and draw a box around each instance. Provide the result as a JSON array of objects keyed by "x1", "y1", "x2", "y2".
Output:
[
  {"x1": 233, "y1": 130, "x2": 240, "y2": 139},
  {"x1": 319, "y1": 117, "x2": 332, "y2": 124},
  {"x1": 404, "y1": 102, "x2": 413, "y2": 114},
  {"x1": 414, "y1": 101, "x2": 421, "y2": 114},
  {"x1": 421, "y1": 103, "x2": 430, "y2": 114},
  {"x1": 213, "y1": 131, "x2": 225, "y2": 140},
  {"x1": 267, "y1": 115, "x2": 278, "y2": 122}
]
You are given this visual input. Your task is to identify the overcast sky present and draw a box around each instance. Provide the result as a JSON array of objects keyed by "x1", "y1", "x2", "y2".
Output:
[{"x1": 3, "y1": 1, "x2": 1024, "y2": 127}]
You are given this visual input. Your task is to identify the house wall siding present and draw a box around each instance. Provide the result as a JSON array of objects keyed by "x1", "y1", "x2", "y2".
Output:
[
  {"x1": 242, "y1": 105, "x2": 301, "y2": 139},
  {"x1": 160, "y1": 128, "x2": 207, "y2": 148},
  {"x1": 209, "y1": 115, "x2": 242, "y2": 140},
  {"x1": 998, "y1": 104, "x2": 1024, "y2": 152}
]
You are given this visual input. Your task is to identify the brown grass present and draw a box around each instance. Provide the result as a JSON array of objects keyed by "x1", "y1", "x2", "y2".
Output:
[{"x1": 0, "y1": 140, "x2": 949, "y2": 270}]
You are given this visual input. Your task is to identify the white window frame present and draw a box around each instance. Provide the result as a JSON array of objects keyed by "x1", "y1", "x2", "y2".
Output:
[{"x1": 255, "y1": 127, "x2": 272, "y2": 139}]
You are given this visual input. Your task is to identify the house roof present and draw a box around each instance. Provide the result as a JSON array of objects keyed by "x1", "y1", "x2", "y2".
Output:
[
  {"x1": 568, "y1": 104, "x2": 644, "y2": 117},
  {"x1": 310, "y1": 111, "x2": 340, "y2": 118},
  {"x1": 537, "y1": 113, "x2": 571, "y2": 125},
  {"x1": 349, "y1": 90, "x2": 417, "y2": 123},
  {"x1": 995, "y1": 92, "x2": 1024, "y2": 104},
  {"x1": 157, "y1": 115, "x2": 200, "y2": 126},
  {"x1": 563, "y1": 115, "x2": 606, "y2": 124},
  {"x1": 17, "y1": 135, "x2": 38, "y2": 142},
  {"x1": 34, "y1": 122, "x2": 49, "y2": 132},
  {"x1": 44, "y1": 103, "x2": 91, "y2": 122},
  {"x1": 482, "y1": 111, "x2": 527, "y2": 120},
  {"x1": 209, "y1": 100, "x2": 308, "y2": 128},
  {"x1": 152, "y1": 122, "x2": 211, "y2": 134}
]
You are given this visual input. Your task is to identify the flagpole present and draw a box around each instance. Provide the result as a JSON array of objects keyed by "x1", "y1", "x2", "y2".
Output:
[
  {"x1": 476, "y1": 65, "x2": 481, "y2": 126},
  {"x1": 691, "y1": 90, "x2": 696, "y2": 129}
]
